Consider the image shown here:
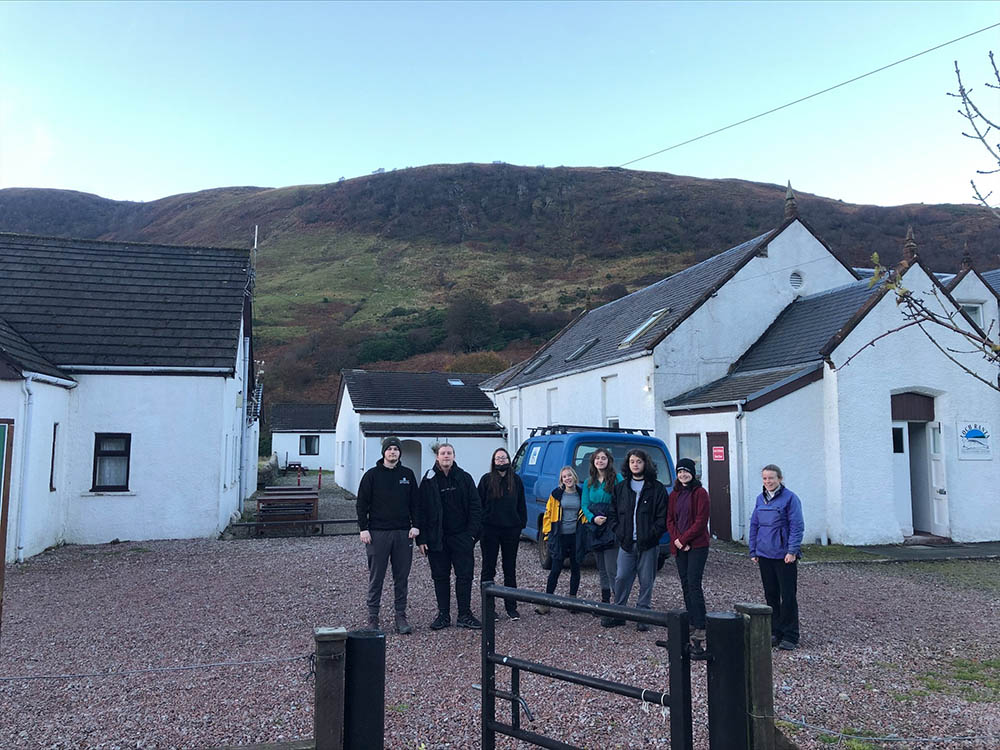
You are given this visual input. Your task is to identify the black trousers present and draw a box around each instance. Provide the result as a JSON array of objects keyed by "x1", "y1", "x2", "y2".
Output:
[
  {"x1": 675, "y1": 545, "x2": 708, "y2": 630},
  {"x1": 546, "y1": 533, "x2": 580, "y2": 596},
  {"x1": 480, "y1": 526, "x2": 520, "y2": 612},
  {"x1": 758, "y1": 556, "x2": 799, "y2": 644},
  {"x1": 427, "y1": 532, "x2": 476, "y2": 617},
  {"x1": 365, "y1": 529, "x2": 413, "y2": 618}
]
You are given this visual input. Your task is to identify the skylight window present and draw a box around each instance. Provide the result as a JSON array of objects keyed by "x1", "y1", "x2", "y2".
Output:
[
  {"x1": 520, "y1": 354, "x2": 551, "y2": 376},
  {"x1": 447, "y1": 378, "x2": 465, "y2": 386},
  {"x1": 619, "y1": 308, "x2": 669, "y2": 348},
  {"x1": 565, "y1": 337, "x2": 599, "y2": 362}
]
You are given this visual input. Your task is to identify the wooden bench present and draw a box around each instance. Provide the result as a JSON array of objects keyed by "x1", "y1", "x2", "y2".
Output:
[
  {"x1": 257, "y1": 492, "x2": 319, "y2": 523},
  {"x1": 263, "y1": 485, "x2": 315, "y2": 493},
  {"x1": 284, "y1": 461, "x2": 307, "y2": 475}
]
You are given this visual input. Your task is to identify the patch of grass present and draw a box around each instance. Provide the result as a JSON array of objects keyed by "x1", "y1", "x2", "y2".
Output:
[
  {"x1": 916, "y1": 658, "x2": 1000, "y2": 703},
  {"x1": 874, "y1": 560, "x2": 1000, "y2": 595},
  {"x1": 390, "y1": 702, "x2": 410, "y2": 713}
]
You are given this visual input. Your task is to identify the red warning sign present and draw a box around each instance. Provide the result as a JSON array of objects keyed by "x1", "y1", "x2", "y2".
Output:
[{"x1": 712, "y1": 446, "x2": 725, "y2": 461}]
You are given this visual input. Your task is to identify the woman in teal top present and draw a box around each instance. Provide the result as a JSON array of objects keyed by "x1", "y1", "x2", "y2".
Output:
[{"x1": 581, "y1": 448, "x2": 622, "y2": 605}]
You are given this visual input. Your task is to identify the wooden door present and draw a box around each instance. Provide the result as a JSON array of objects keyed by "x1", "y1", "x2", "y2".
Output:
[{"x1": 706, "y1": 432, "x2": 732, "y2": 541}]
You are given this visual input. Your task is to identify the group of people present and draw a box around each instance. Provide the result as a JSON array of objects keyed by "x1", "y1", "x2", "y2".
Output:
[{"x1": 356, "y1": 436, "x2": 804, "y2": 651}]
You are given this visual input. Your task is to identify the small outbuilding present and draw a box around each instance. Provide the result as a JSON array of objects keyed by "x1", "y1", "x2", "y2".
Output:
[{"x1": 269, "y1": 403, "x2": 336, "y2": 472}]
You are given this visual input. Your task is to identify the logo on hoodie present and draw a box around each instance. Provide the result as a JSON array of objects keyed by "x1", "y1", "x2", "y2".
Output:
[{"x1": 399, "y1": 477, "x2": 410, "y2": 485}]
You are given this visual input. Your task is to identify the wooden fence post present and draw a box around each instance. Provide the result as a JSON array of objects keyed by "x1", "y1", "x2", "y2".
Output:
[
  {"x1": 314, "y1": 626, "x2": 347, "y2": 750},
  {"x1": 735, "y1": 603, "x2": 775, "y2": 750}
]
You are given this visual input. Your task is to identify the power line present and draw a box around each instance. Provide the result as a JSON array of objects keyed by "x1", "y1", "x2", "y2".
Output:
[{"x1": 619, "y1": 22, "x2": 1000, "y2": 169}]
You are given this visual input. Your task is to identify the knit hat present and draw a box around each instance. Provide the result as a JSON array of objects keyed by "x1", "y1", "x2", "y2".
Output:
[
  {"x1": 381, "y1": 436, "x2": 402, "y2": 456},
  {"x1": 676, "y1": 458, "x2": 697, "y2": 476}
]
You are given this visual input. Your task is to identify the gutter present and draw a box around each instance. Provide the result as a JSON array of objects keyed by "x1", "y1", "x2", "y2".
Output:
[
  {"x1": 735, "y1": 402, "x2": 746, "y2": 541},
  {"x1": 58, "y1": 366, "x2": 232, "y2": 374},
  {"x1": 15, "y1": 376, "x2": 35, "y2": 562},
  {"x1": 22, "y1": 371, "x2": 78, "y2": 389},
  {"x1": 663, "y1": 398, "x2": 743, "y2": 412}
]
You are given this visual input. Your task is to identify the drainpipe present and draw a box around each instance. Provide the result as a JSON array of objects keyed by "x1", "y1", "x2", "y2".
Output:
[
  {"x1": 735, "y1": 401, "x2": 746, "y2": 541},
  {"x1": 15, "y1": 375, "x2": 35, "y2": 563}
]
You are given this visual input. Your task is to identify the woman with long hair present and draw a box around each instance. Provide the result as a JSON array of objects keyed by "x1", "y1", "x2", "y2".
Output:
[
  {"x1": 535, "y1": 465, "x2": 588, "y2": 614},
  {"x1": 477, "y1": 447, "x2": 527, "y2": 621},
  {"x1": 581, "y1": 448, "x2": 621, "y2": 606},
  {"x1": 666, "y1": 458, "x2": 711, "y2": 652}
]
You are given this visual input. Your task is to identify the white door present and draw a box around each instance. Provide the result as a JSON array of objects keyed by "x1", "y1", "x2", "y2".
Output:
[
  {"x1": 891, "y1": 422, "x2": 913, "y2": 536},
  {"x1": 928, "y1": 421, "x2": 950, "y2": 537}
]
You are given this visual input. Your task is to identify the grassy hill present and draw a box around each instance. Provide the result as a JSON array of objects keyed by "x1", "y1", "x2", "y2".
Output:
[{"x1": 2, "y1": 164, "x2": 998, "y2": 405}]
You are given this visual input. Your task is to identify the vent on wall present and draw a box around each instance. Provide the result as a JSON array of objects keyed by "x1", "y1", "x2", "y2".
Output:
[{"x1": 789, "y1": 271, "x2": 804, "y2": 290}]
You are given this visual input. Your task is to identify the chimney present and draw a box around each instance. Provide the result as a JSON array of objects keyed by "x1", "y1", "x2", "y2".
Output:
[
  {"x1": 901, "y1": 226, "x2": 918, "y2": 268},
  {"x1": 783, "y1": 181, "x2": 799, "y2": 220},
  {"x1": 961, "y1": 243, "x2": 974, "y2": 272}
]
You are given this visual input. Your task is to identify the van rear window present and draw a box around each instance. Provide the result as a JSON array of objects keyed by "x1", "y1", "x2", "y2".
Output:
[{"x1": 573, "y1": 442, "x2": 671, "y2": 483}]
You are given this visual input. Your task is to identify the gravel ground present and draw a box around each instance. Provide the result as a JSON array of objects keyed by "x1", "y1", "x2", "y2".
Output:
[{"x1": 1, "y1": 537, "x2": 998, "y2": 750}]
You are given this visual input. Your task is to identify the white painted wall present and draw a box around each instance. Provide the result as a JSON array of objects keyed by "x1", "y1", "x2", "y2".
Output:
[
  {"x1": 828, "y1": 265, "x2": 1000, "y2": 544},
  {"x1": 272, "y1": 431, "x2": 335, "y2": 472},
  {"x1": 356, "y1": 435, "x2": 506, "y2": 491},
  {"x1": 950, "y1": 272, "x2": 999, "y2": 343},
  {"x1": 334, "y1": 388, "x2": 362, "y2": 493}
]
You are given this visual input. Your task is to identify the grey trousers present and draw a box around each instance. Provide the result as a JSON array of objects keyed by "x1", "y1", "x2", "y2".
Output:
[
  {"x1": 594, "y1": 547, "x2": 618, "y2": 592},
  {"x1": 365, "y1": 529, "x2": 413, "y2": 618},
  {"x1": 613, "y1": 545, "x2": 658, "y2": 610}
]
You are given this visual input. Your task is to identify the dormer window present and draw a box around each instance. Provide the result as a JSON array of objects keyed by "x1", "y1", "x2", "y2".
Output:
[
  {"x1": 619, "y1": 308, "x2": 669, "y2": 348},
  {"x1": 960, "y1": 303, "x2": 984, "y2": 328},
  {"x1": 565, "y1": 338, "x2": 599, "y2": 362},
  {"x1": 521, "y1": 354, "x2": 551, "y2": 376}
]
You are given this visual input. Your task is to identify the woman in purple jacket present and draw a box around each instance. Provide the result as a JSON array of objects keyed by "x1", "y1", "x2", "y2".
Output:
[{"x1": 748, "y1": 464, "x2": 804, "y2": 650}]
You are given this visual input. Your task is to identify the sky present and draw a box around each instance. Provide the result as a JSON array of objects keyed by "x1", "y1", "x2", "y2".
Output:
[{"x1": 1, "y1": 1, "x2": 998, "y2": 206}]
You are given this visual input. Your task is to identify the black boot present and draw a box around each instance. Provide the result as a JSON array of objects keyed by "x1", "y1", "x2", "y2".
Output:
[{"x1": 601, "y1": 588, "x2": 611, "y2": 603}]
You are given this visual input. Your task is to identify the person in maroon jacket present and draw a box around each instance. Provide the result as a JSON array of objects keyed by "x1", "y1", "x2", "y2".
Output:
[{"x1": 666, "y1": 457, "x2": 711, "y2": 651}]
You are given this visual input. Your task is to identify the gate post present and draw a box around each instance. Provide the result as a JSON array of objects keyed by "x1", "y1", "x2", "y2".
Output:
[
  {"x1": 706, "y1": 612, "x2": 749, "y2": 750},
  {"x1": 345, "y1": 630, "x2": 386, "y2": 750},
  {"x1": 735, "y1": 603, "x2": 775, "y2": 750},
  {"x1": 313, "y1": 627, "x2": 347, "y2": 750},
  {"x1": 666, "y1": 609, "x2": 693, "y2": 750},
  {"x1": 481, "y1": 580, "x2": 496, "y2": 750}
]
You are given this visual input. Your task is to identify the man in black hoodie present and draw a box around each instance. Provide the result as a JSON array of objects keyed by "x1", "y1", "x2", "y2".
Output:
[
  {"x1": 417, "y1": 443, "x2": 483, "y2": 630},
  {"x1": 357, "y1": 436, "x2": 419, "y2": 634}
]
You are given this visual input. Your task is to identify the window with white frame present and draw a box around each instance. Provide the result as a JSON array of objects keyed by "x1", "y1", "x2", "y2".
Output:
[
  {"x1": 300, "y1": 435, "x2": 320, "y2": 455},
  {"x1": 92, "y1": 433, "x2": 131, "y2": 491},
  {"x1": 676, "y1": 433, "x2": 702, "y2": 478},
  {"x1": 960, "y1": 303, "x2": 984, "y2": 327}
]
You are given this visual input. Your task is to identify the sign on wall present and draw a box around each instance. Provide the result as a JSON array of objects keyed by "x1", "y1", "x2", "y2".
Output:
[
  {"x1": 957, "y1": 421, "x2": 992, "y2": 460},
  {"x1": 712, "y1": 445, "x2": 725, "y2": 462}
]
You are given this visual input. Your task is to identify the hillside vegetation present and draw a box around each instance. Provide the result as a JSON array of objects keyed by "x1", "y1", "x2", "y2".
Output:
[{"x1": 2, "y1": 164, "x2": 998, "y2": 404}]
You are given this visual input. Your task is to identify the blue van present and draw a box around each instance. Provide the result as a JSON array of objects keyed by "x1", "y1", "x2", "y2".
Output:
[{"x1": 511, "y1": 425, "x2": 675, "y2": 569}]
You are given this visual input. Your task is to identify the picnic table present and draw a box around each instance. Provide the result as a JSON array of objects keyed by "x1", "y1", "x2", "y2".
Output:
[{"x1": 257, "y1": 487, "x2": 319, "y2": 523}]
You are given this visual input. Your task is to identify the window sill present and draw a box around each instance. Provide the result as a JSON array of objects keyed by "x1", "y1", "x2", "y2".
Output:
[{"x1": 81, "y1": 491, "x2": 136, "y2": 497}]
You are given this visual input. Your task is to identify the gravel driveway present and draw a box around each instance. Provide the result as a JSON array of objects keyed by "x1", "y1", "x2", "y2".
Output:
[{"x1": 1, "y1": 538, "x2": 998, "y2": 749}]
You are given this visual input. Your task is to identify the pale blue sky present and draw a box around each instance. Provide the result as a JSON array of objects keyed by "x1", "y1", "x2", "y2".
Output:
[{"x1": 1, "y1": 1, "x2": 998, "y2": 205}]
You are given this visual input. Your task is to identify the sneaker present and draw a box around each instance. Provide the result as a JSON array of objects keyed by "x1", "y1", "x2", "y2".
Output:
[
  {"x1": 366, "y1": 616, "x2": 380, "y2": 631},
  {"x1": 534, "y1": 605, "x2": 550, "y2": 615},
  {"x1": 636, "y1": 622, "x2": 650, "y2": 632},
  {"x1": 457, "y1": 613, "x2": 483, "y2": 630},
  {"x1": 506, "y1": 608, "x2": 521, "y2": 621},
  {"x1": 600, "y1": 616, "x2": 625, "y2": 628},
  {"x1": 771, "y1": 634, "x2": 780, "y2": 647},
  {"x1": 429, "y1": 612, "x2": 451, "y2": 630},
  {"x1": 394, "y1": 614, "x2": 413, "y2": 635},
  {"x1": 778, "y1": 640, "x2": 797, "y2": 651}
]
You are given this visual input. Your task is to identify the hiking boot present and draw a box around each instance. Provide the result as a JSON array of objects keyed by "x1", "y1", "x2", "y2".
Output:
[
  {"x1": 429, "y1": 612, "x2": 451, "y2": 630},
  {"x1": 366, "y1": 616, "x2": 380, "y2": 631},
  {"x1": 778, "y1": 640, "x2": 798, "y2": 651},
  {"x1": 534, "y1": 605, "x2": 550, "y2": 615},
  {"x1": 394, "y1": 613, "x2": 413, "y2": 635},
  {"x1": 636, "y1": 622, "x2": 650, "y2": 632},
  {"x1": 506, "y1": 608, "x2": 521, "y2": 621},
  {"x1": 601, "y1": 616, "x2": 625, "y2": 628},
  {"x1": 457, "y1": 613, "x2": 483, "y2": 630}
]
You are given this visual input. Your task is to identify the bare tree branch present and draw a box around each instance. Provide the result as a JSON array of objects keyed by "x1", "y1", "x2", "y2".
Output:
[{"x1": 952, "y1": 53, "x2": 1000, "y2": 217}]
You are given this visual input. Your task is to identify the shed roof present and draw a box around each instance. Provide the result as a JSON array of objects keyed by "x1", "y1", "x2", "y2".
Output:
[
  {"x1": 270, "y1": 403, "x2": 337, "y2": 431},
  {"x1": 341, "y1": 370, "x2": 497, "y2": 412},
  {"x1": 0, "y1": 233, "x2": 251, "y2": 371}
]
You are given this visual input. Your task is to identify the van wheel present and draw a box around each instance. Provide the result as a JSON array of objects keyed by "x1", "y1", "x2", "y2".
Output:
[{"x1": 538, "y1": 535, "x2": 552, "y2": 570}]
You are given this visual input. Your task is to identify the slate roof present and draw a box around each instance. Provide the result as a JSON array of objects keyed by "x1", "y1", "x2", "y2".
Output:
[
  {"x1": 0, "y1": 317, "x2": 67, "y2": 380},
  {"x1": 492, "y1": 218, "x2": 857, "y2": 391},
  {"x1": 662, "y1": 365, "x2": 818, "y2": 408},
  {"x1": 270, "y1": 403, "x2": 337, "y2": 431},
  {"x1": 359, "y1": 421, "x2": 505, "y2": 437},
  {"x1": 0, "y1": 233, "x2": 251, "y2": 370},
  {"x1": 982, "y1": 268, "x2": 1000, "y2": 297},
  {"x1": 341, "y1": 370, "x2": 498, "y2": 412}
]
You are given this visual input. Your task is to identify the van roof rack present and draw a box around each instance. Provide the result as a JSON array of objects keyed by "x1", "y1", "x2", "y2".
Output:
[{"x1": 528, "y1": 425, "x2": 652, "y2": 437}]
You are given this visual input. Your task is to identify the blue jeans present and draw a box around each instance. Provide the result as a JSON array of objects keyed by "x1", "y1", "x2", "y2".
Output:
[
  {"x1": 595, "y1": 547, "x2": 618, "y2": 593},
  {"x1": 613, "y1": 545, "x2": 657, "y2": 609}
]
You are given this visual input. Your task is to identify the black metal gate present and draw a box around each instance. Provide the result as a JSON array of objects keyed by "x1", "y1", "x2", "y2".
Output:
[{"x1": 479, "y1": 582, "x2": 693, "y2": 750}]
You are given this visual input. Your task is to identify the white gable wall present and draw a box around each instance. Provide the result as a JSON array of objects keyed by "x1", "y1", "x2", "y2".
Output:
[
  {"x1": 949, "y1": 272, "x2": 999, "y2": 340},
  {"x1": 335, "y1": 388, "x2": 362, "y2": 494},
  {"x1": 272, "y1": 430, "x2": 336, "y2": 472},
  {"x1": 828, "y1": 268, "x2": 1000, "y2": 544}
]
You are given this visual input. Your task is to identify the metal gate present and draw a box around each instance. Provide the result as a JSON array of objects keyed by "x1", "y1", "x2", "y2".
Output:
[{"x1": 479, "y1": 582, "x2": 693, "y2": 750}]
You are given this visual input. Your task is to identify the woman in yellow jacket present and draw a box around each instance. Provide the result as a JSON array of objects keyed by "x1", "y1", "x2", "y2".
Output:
[{"x1": 535, "y1": 466, "x2": 589, "y2": 614}]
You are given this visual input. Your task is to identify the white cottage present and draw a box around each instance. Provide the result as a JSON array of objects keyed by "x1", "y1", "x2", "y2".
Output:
[
  {"x1": 269, "y1": 403, "x2": 336, "y2": 472},
  {"x1": 0, "y1": 233, "x2": 259, "y2": 564},
  {"x1": 335, "y1": 370, "x2": 506, "y2": 494},
  {"x1": 485, "y1": 195, "x2": 1000, "y2": 545}
]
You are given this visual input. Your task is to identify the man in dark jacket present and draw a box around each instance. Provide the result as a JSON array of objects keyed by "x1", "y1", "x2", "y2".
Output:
[
  {"x1": 602, "y1": 449, "x2": 668, "y2": 631},
  {"x1": 356, "y1": 436, "x2": 419, "y2": 634},
  {"x1": 416, "y1": 443, "x2": 483, "y2": 630}
]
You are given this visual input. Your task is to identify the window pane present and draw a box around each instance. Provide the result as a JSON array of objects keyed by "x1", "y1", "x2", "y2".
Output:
[
  {"x1": 97, "y1": 456, "x2": 128, "y2": 487},
  {"x1": 892, "y1": 427, "x2": 904, "y2": 454},
  {"x1": 677, "y1": 435, "x2": 702, "y2": 477},
  {"x1": 573, "y1": 441, "x2": 670, "y2": 482},
  {"x1": 99, "y1": 437, "x2": 128, "y2": 452}
]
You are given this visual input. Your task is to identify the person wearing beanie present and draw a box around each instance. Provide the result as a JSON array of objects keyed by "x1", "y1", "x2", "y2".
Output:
[
  {"x1": 666, "y1": 457, "x2": 711, "y2": 653},
  {"x1": 356, "y1": 436, "x2": 419, "y2": 634}
]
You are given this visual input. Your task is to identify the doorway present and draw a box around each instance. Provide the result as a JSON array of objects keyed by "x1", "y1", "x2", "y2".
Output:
[
  {"x1": 706, "y1": 432, "x2": 732, "y2": 541},
  {"x1": 400, "y1": 439, "x2": 423, "y2": 478},
  {"x1": 890, "y1": 393, "x2": 949, "y2": 539}
]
